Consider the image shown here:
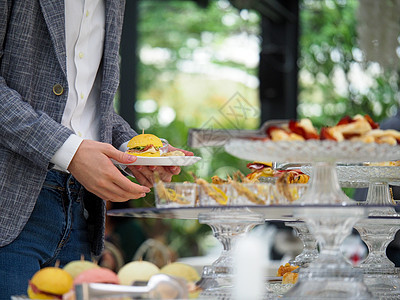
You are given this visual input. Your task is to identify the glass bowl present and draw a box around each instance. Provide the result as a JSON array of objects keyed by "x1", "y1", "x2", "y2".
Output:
[
  {"x1": 229, "y1": 182, "x2": 272, "y2": 205},
  {"x1": 272, "y1": 183, "x2": 309, "y2": 204},
  {"x1": 198, "y1": 183, "x2": 236, "y2": 206},
  {"x1": 154, "y1": 182, "x2": 198, "y2": 208}
]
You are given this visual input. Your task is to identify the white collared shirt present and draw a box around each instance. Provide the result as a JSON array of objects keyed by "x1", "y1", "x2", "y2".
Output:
[{"x1": 51, "y1": 0, "x2": 105, "y2": 171}]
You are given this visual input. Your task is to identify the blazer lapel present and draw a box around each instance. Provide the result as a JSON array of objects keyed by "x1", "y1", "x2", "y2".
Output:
[
  {"x1": 102, "y1": 0, "x2": 121, "y2": 95},
  {"x1": 38, "y1": 0, "x2": 67, "y2": 77}
]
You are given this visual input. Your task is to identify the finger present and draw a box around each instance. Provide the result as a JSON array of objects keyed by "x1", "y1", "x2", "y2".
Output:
[
  {"x1": 91, "y1": 173, "x2": 150, "y2": 202},
  {"x1": 155, "y1": 166, "x2": 174, "y2": 182},
  {"x1": 98, "y1": 166, "x2": 150, "y2": 200},
  {"x1": 104, "y1": 145, "x2": 137, "y2": 164},
  {"x1": 127, "y1": 167, "x2": 154, "y2": 188},
  {"x1": 113, "y1": 173, "x2": 151, "y2": 194},
  {"x1": 167, "y1": 145, "x2": 194, "y2": 156},
  {"x1": 104, "y1": 184, "x2": 148, "y2": 202},
  {"x1": 166, "y1": 166, "x2": 181, "y2": 175}
]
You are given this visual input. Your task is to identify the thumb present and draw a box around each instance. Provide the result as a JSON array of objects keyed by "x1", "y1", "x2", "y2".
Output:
[{"x1": 110, "y1": 149, "x2": 138, "y2": 164}]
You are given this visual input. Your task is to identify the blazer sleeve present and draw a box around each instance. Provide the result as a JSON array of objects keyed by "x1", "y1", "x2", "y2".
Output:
[
  {"x1": 0, "y1": 1, "x2": 73, "y2": 170},
  {"x1": 111, "y1": 110, "x2": 137, "y2": 149}
]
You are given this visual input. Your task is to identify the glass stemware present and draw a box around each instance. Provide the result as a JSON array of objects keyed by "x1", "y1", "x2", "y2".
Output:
[
  {"x1": 197, "y1": 207, "x2": 265, "y2": 299},
  {"x1": 285, "y1": 221, "x2": 318, "y2": 267},
  {"x1": 354, "y1": 218, "x2": 400, "y2": 299},
  {"x1": 283, "y1": 161, "x2": 371, "y2": 299},
  {"x1": 353, "y1": 181, "x2": 400, "y2": 299}
]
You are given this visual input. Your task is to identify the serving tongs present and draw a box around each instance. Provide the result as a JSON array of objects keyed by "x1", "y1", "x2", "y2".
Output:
[
  {"x1": 75, "y1": 274, "x2": 188, "y2": 299},
  {"x1": 187, "y1": 119, "x2": 288, "y2": 148}
]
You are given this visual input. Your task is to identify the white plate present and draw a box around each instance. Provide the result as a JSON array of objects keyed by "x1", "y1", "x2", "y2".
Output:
[{"x1": 115, "y1": 156, "x2": 202, "y2": 166}]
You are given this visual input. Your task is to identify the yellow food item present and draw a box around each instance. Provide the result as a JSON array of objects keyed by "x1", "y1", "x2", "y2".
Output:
[
  {"x1": 27, "y1": 267, "x2": 73, "y2": 299},
  {"x1": 155, "y1": 182, "x2": 190, "y2": 204},
  {"x1": 282, "y1": 272, "x2": 298, "y2": 284},
  {"x1": 118, "y1": 261, "x2": 160, "y2": 285},
  {"x1": 160, "y1": 262, "x2": 200, "y2": 283},
  {"x1": 246, "y1": 167, "x2": 274, "y2": 182},
  {"x1": 161, "y1": 150, "x2": 185, "y2": 157},
  {"x1": 276, "y1": 263, "x2": 299, "y2": 276},
  {"x1": 231, "y1": 181, "x2": 266, "y2": 205},
  {"x1": 366, "y1": 160, "x2": 400, "y2": 166},
  {"x1": 211, "y1": 175, "x2": 228, "y2": 184},
  {"x1": 63, "y1": 260, "x2": 99, "y2": 279},
  {"x1": 210, "y1": 185, "x2": 228, "y2": 205},
  {"x1": 160, "y1": 262, "x2": 201, "y2": 299},
  {"x1": 196, "y1": 178, "x2": 229, "y2": 205},
  {"x1": 126, "y1": 134, "x2": 163, "y2": 157}
]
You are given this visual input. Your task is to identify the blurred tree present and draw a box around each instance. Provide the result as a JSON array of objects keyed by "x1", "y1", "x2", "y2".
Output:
[{"x1": 298, "y1": 0, "x2": 400, "y2": 128}]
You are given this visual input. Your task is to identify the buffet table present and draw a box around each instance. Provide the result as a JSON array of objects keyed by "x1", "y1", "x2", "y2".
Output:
[{"x1": 106, "y1": 137, "x2": 400, "y2": 300}]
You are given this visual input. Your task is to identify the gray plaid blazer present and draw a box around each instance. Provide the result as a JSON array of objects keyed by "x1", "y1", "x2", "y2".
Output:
[{"x1": 0, "y1": 0, "x2": 134, "y2": 255}]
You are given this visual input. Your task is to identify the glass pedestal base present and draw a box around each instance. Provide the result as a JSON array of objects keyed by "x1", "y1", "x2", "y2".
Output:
[
  {"x1": 285, "y1": 221, "x2": 318, "y2": 267},
  {"x1": 354, "y1": 218, "x2": 400, "y2": 299},
  {"x1": 363, "y1": 272, "x2": 400, "y2": 299},
  {"x1": 282, "y1": 162, "x2": 372, "y2": 299},
  {"x1": 198, "y1": 208, "x2": 265, "y2": 299}
]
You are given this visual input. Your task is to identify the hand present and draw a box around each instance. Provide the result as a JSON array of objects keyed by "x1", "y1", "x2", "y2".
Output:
[
  {"x1": 166, "y1": 145, "x2": 194, "y2": 156},
  {"x1": 126, "y1": 145, "x2": 194, "y2": 187},
  {"x1": 68, "y1": 140, "x2": 151, "y2": 202},
  {"x1": 127, "y1": 165, "x2": 181, "y2": 187}
]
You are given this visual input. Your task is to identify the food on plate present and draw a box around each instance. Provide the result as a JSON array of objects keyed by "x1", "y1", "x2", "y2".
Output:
[
  {"x1": 162, "y1": 150, "x2": 185, "y2": 157},
  {"x1": 267, "y1": 126, "x2": 304, "y2": 141},
  {"x1": 318, "y1": 114, "x2": 400, "y2": 145},
  {"x1": 265, "y1": 118, "x2": 318, "y2": 141},
  {"x1": 63, "y1": 258, "x2": 99, "y2": 279},
  {"x1": 288, "y1": 119, "x2": 319, "y2": 140},
  {"x1": 27, "y1": 267, "x2": 73, "y2": 299},
  {"x1": 246, "y1": 162, "x2": 274, "y2": 182},
  {"x1": 160, "y1": 262, "x2": 201, "y2": 298},
  {"x1": 362, "y1": 129, "x2": 400, "y2": 145},
  {"x1": 118, "y1": 261, "x2": 160, "y2": 285},
  {"x1": 277, "y1": 263, "x2": 299, "y2": 284},
  {"x1": 211, "y1": 175, "x2": 229, "y2": 184},
  {"x1": 74, "y1": 267, "x2": 120, "y2": 285},
  {"x1": 126, "y1": 133, "x2": 164, "y2": 157},
  {"x1": 206, "y1": 167, "x2": 308, "y2": 205},
  {"x1": 274, "y1": 169, "x2": 309, "y2": 184},
  {"x1": 246, "y1": 162, "x2": 309, "y2": 184},
  {"x1": 320, "y1": 114, "x2": 376, "y2": 141},
  {"x1": 276, "y1": 173, "x2": 305, "y2": 203},
  {"x1": 282, "y1": 272, "x2": 299, "y2": 284},
  {"x1": 210, "y1": 172, "x2": 266, "y2": 204},
  {"x1": 366, "y1": 160, "x2": 400, "y2": 166},
  {"x1": 277, "y1": 263, "x2": 299, "y2": 276},
  {"x1": 259, "y1": 114, "x2": 400, "y2": 145}
]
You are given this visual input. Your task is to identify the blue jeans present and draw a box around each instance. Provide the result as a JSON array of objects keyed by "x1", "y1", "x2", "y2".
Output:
[{"x1": 0, "y1": 170, "x2": 92, "y2": 299}]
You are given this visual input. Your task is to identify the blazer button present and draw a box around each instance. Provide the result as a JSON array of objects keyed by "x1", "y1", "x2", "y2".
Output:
[{"x1": 53, "y1": 84, "x2": 64, "y2": 96}]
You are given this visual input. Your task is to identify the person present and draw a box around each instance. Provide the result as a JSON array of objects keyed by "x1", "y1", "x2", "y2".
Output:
[{"x1": 0, "y1": 1, "x2": 192, "y2": 297}]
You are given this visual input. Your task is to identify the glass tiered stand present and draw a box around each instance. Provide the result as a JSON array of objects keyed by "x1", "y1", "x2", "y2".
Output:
[
  {"x1": 225, "y1": 139, "x2": 400, "y2": 299},
  {"x1": 284, "y1": 221, "x2": 318, "y2": 267},
  {"x1": 334, "y1": 166, "x2": 400, "y2": 299},
  {"x1": 197, "y1": 208, "x2": 264, "y2": 299}
]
